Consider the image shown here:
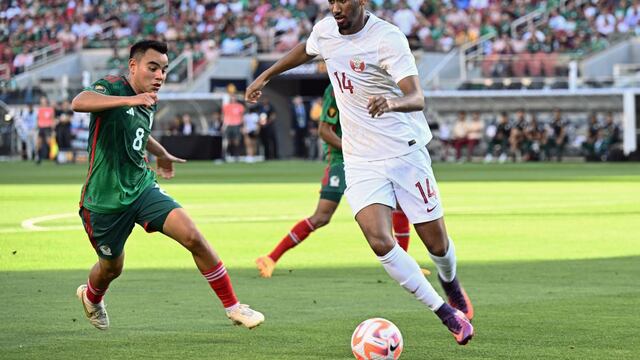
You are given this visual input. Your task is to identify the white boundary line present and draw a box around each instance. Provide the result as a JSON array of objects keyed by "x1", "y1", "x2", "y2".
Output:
[{"x1": 0, "y1": 211, "x2": 303, "y2": 234}]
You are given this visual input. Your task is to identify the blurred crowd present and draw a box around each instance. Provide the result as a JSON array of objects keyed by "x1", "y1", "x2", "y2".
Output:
[
  {"x1": 435, "y1": 109, "x2": 623, "y2": 163},
  {"x1": 7, "y1": 1, "x2": 640, "y2": 80},
  {"x1": 480, "y1": 0, "x2": 640, "y2": 78}
]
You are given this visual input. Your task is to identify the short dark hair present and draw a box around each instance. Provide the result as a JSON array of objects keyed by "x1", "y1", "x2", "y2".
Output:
[{"x1": 129, "y1": 40, "x2": 168, "y2": 60}]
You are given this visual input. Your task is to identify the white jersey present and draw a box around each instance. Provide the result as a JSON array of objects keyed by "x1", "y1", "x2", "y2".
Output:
[{"x1": 306, "y1": 13, "x2": 432, "y2": 163}]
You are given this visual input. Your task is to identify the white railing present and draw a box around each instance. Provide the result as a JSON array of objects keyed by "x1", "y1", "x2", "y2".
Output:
[
  {"x1": 97, "y1": 19, "x2": 119, "y2": 40},
  {"x1": 423, "y1": 48, "x2": 459, "y2": 90},
  {"x1": 24, "y1": 42, "x2": 65, "y2": 72},
  {"x1": 462, "y1": 0, "x2": 586, "y2": 82},
  {"x1": 510, "y1": 7, "x2": 546, "y2": 38},
  {"x1": 165, "y1": 52, "x2": 194, "y2": 85},
  {"x1": 613, "y1": 63, "x2": 640, "y2": 78},
  {"x1": 460, "y1": 33, "x2": 494, "y2": 80}
]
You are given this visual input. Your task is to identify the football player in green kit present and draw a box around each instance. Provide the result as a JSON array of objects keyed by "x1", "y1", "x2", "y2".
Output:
[
  {"x1": 256, "y1": 84, "x2": 413, "y2": 278},
  {"x1": 72, "y1": 40, "x2": 264, "y2": 330}
]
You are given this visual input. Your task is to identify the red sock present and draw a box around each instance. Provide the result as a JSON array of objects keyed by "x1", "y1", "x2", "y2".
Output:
[
  {"x1": 86, "y1": 279, "x2": 107, "y2": 304},
  {"x1": 201, "y1": 262, "x2": 239, "y2": 309},
  {"x1": 268, "y1": 218, "x2": 315, "y2": 262},
  {"x1": 392, "y1": 210, "x2": 411, "y2": 251}
]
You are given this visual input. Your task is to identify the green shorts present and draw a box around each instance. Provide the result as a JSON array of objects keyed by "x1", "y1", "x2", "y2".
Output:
[
  {"x1": 79, "y1": 184, "x2": 181, "y2": 259},
  {"x1": 320, "y1": 163, "x2": 346, "y2": 203}
]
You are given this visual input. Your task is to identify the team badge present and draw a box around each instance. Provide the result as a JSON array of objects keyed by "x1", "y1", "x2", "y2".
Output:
[
  {"x1": 94, "y1": 84, "x2": 107, "y2": 93},
  {"x1": 349, "y1": 57, "x2": 366, "y2": 73},
  {"x1": 99, "y1": 245, "x2": 112, "y2": 256},
  {"x1": 327, "y1": 107, "x2": 337, "y2": 118}
]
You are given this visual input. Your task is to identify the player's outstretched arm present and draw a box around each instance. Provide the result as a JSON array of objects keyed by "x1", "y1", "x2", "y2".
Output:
[
  {"x1": 146, "y1": 136, "x2": 186, "y2": 180},
  {"x1": 71, "y1": 91, "x2": 158, "y2": 113},
  {"x1": 245, "y1": 42, "x2": 316, "y2": 104},
  {"x1": 319, "y1": 121, "x2": 342, "y2": 150},
  {"x1": 367, "y1": 75, "x2": 424, "y2": 118}
]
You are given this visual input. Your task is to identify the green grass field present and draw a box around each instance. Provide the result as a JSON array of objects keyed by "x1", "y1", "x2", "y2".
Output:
[{"x1": 1, "y1": 161, "x2": 639, "y2": 359}]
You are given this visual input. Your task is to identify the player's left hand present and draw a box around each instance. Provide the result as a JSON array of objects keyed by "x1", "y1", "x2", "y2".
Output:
[
  {"x1": 156, "y1": 153, "x2": 186, "y2": 179},
  {"x1": 367, "y1": 96, "x2": 392, "y2": 118}
]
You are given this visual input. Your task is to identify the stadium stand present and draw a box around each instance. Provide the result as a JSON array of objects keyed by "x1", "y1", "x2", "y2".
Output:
[{"x1": 1, "y1": 0, "x2": 639, "y2": 162}]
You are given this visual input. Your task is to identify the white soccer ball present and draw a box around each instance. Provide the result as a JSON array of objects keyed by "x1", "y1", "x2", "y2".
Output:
[{"x1": 351, "y1": 318, "x2": 403, "y2": 360}]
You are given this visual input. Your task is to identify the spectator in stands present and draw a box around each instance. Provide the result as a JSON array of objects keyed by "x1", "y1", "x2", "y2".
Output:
[
  {"x1": 581, "y1": 112, "x2": 600, "y2": 161},
  {"x1": 56, "y1": 99, "x2": 74, "y2": 120},
  {"x1": 596, "y1": 112, "x2": 622, "y2": 160},
  {"x1": 484, "y1": 112, "x2": 510, "y2": 163},
  {"x1": 16, "y1": 104, "x2": 38, "y2": 161},
  {"x1": 509, "y1": 110, "x2": 527, "y2": 162},
  {"x1": 221, "y1": 29, "x2": 245, "y2": 55},
  {"x1": 55, "y1": 112, "x2": 73, "y2": 161},
  {"x1": 243, "y1": 104, "x2": 260, "y2": 162},
  {"x1": 466, "y1": 112, "x2": 484, "y2": 162},
  {"x1": 436, "y1": 118, "x2": 452, "y2": 162},
  {"x1": 36, "y1": 96, "x2": 55, "y2": 164},
  {"x1": 180, "y1": 113, "x2": 196, "y2": 136},
  {"x1": 307, "y1": 96, "x2": 322, "y2": 161},
  {"x1": 57, "y1": 24, "x2": 78, "y2": 51},
  {"x1": 544, "y1": 109, "x2": 569, "y2": 162},
  {"x1": 222, "y1": 95, "x2": 245, "y2": 161},
  {"x1": 208, "y1": 111, "x2": 223, "y2": 136},
  {"x1": 522, "y1": 113, "x2": 544, "y2": 161},
  {"x1": 258, "y1": 96, "x2": 279, "y2": 160},
  {"x1": 452, "y1": 111, "x2": 469, "y2": 162},
  {"x1": 168, "y1": 114, "x2": 183, "y2": 135},
  {"x1": 12, "y1": 47, "x2": 34, "y2": 75},
  {"x1": 290, "y1": 95, "x2": 309, "y2": 159}
]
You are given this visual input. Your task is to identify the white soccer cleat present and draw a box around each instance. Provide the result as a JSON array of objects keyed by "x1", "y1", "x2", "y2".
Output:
[
  {"x1": 226, "y1": 304, "x2": 265, "y2": 329},
  {"x1": 76, "y1": 284, "x2": 109, "y2": 330}
]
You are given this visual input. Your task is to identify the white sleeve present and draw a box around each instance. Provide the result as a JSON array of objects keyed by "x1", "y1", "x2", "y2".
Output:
[
  {"x1": 306, "y1": 27, "x2": 321, "y2": 57},
  {"x1": 378, "y1": 29, "x2": 418, "y2": 84}
]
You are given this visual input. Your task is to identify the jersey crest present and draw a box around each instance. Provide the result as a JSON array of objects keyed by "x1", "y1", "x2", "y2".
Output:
[{"x1": 350, "y1": 57, "x2": 366, "y2": 73}]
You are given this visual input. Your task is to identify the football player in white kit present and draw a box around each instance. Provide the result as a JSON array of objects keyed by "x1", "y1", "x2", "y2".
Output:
[{"x1": 246, "y1": 0, "x2": 474, "y2": 345}]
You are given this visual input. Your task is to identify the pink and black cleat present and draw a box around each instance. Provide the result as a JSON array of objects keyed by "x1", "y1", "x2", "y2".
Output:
[
  {"x1": 436, "y1": 303, "x2": 474, "y2": 345},
  {"x1": 439, "y1": 276, "x2": 474, "y2": 321}
]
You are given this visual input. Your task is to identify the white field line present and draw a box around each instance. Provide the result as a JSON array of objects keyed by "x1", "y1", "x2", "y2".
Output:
[{"x1": 0, "y1": 211, "x2": 302, "y2": 234}]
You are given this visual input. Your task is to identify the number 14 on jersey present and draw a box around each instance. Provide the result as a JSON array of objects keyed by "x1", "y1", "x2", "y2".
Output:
[{"x1": 333, "y1": 72, "x2": 354, "y2": 94}]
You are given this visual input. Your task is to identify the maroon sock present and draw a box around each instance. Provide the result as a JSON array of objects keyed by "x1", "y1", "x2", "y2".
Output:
[
  {"x1": 392, "y1": 210, "x2": 411, "y2": 251},
  {"x1": 86, "y1": 279, "x2": 107, "y2": 304},
  {"x1": 269, "y1": 218, "x2": 315, "y2": 262},
  {"x1": 201, "y1": 262, "x2": 239, "y2": 309}
]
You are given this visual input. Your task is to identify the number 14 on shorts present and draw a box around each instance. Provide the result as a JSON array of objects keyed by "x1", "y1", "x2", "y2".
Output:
[{"x1": 415, "y1": 179, "x2": 437, "y2": 212}]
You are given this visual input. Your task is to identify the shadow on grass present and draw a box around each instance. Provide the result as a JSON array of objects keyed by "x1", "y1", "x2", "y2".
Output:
[{"x1": 0, "y1": 256, "x2": 638, "y2": 359}]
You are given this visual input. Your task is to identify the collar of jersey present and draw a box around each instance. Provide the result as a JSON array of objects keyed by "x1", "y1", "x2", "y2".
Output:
[
  {"x1": 338, "y1": 12, "x2": 375, "y2": 40},
  {"x1": 121, "y1": 75, "x2": 137, "y2": 96}
]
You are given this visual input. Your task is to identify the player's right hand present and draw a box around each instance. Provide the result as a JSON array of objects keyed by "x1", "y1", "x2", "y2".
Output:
[
  {"x1": 129, "y1": 92, "x2": 158, "y2": 108},
  {"x1": 245, "y1": 78, "x2": 268, "y2": 104}
]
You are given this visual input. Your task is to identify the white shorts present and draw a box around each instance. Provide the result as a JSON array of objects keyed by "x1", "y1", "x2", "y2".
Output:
[{"x1": 344, "y1": 147, "x2": 444, "y2": 224}]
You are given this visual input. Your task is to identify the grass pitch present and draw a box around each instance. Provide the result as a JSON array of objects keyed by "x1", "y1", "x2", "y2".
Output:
[{"x1": 0, "y1": 161, "x2": 639, "y2": 359}]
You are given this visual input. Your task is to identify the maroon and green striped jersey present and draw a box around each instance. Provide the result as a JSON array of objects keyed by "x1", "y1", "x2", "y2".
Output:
[
  {"x1": 79, "y1": 75, "x2": 156, "y2": 213},
  {"x1": 320, "y1": 84, "x2": 343, "y2": 166}
]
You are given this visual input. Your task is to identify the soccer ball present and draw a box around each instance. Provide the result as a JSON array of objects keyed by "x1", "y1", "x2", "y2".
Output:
[{"x1": 351, "y1": 318, "x2": 403, "y2": 360}]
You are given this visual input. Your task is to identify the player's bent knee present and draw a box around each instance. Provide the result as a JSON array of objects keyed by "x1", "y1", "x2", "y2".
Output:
[
  {"x1": 312, "y1": 215, "x2": 331, "y2": 228},
  {"x1": 182, "y1": 229, "x2": 207, "y2": 253},
  {"x1": 367, "y1": 236, "x2": 396, "y2": 257},
  {"x1": 100, "y1": 266, "x2": 122, "y2": 281}
]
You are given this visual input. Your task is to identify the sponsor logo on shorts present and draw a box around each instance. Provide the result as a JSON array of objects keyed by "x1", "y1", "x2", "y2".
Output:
[
  {"x1": 330, "y1": 175, "x2": 340, "y2": 187},
  {"x1": 99, "y1": 245, "x2": 112, "y2": 256}
]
